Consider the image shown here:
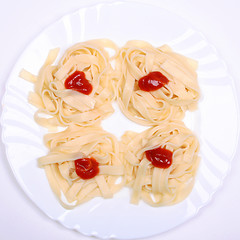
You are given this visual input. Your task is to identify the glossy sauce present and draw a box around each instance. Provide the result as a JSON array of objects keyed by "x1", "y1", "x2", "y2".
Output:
[
  {"x1": 74, "y1": 157, "x2": 99, "y2": 180},
  {"x1": 145, "y1": 146, "x2": 173, "y2": 168},
  {"x1": 138, "y1": 71, "x2": 169, "y2": 91},
  {"x1": 65, "y1": 71, "x2": 93, "y2": 95}
]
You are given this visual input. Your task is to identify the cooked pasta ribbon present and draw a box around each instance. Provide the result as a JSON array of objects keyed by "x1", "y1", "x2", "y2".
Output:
[
  {"x1": 20, "y1": 39, "x2": 201, "y2": 208},
  {"x1": 20, "y1": 39, "x2": 119, "y2": 129},
  {"x1": 121, "y1": 121, "x2": 200, "y2": 206},
  {"x1": 116, "y1": 40, "x2": 200, "y2": 125},
  {"x1": 39, "y1": 125, "x2": 124, "y2": 208}
]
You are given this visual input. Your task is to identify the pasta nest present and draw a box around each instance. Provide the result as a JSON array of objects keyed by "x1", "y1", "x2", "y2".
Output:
[
  {"x1": 116, "y1": 40, "x2": 200, "y2": 125},
  {"x1": 38, "y1": 124, "x2": 124, "y2": 208},
  {"x1": 121, "y1": 121, "x2": 200, "y2": 206},
  {"x1": 23, "y1": 40, "x2": 118, "y2": 129}
]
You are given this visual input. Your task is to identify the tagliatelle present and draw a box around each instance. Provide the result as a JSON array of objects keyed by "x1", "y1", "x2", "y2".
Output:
[
  {"x1": 20, "y1": 39, "x2": 201, "y2": 208},
  {"x1": 38, "y1": 124, "x2": 124, "y2": 208},
  {"x1": 121, "y1": 121, "x2": 200, "y2": 206},
  {"x1": 20, "y1": 39, "x2": 119, "y2": 129},
  {"x1": 116, "y1": 40, "x2": 200, "y2": 125}
]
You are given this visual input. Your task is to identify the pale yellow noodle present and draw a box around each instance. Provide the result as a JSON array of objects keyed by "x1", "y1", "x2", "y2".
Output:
[
  {"x1": 20, "y1": 39, "x2": 201, "y2": 208},
  {"x1": 121, "y1": 121, "x2": 200, "y2": 206},
  {"x1": 39, "y1": 124, "x2": 124, "y2": 209},
  {"x1": 116, "y1": 40, "x2": 200, "y2": 125},
  {"x1": 20, "y1": 39, "x2": 119, "y2": 129}
]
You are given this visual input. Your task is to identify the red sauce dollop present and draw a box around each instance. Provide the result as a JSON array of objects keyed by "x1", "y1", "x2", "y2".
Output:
[
  {"x1": 74, "y1": 157, "x2": 99, "y2": 180},
  {"x1": 138, "y1": 71, "x2": 169, "y2": 91},
  {"x1": 65, "y1": 71, "x2": 93, "y2": 95},
  {"x1": 145, "y1": 146, "x2": 173, "y2": 168}
]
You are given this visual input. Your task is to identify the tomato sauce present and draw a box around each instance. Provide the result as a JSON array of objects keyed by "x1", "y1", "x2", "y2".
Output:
[
  {"x1": 75, "y1": 157, "x2": 99, "y2": 179},
  {"x1": 145, "y1": 146, "x2": 172, "y2": 168},
  {"x1": 138, "y1": 71, "x2": 169, "y2": 91},
  {"x1": 65, "y1": 71, "x2": 93, "y2": 95}
]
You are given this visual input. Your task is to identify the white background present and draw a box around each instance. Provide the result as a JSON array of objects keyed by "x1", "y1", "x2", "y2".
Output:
[{"x1": 1, "y1": 0, "x2": 240, "y2": 239}]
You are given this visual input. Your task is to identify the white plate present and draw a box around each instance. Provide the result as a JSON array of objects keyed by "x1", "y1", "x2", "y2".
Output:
[{"x1": 1, "y1": 1, "x2": 239, "y2": 239}]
